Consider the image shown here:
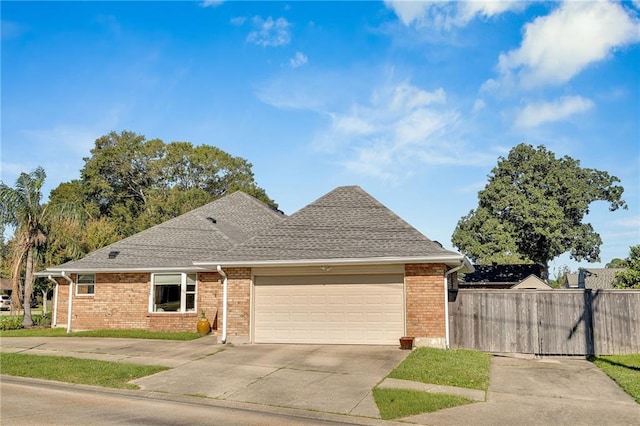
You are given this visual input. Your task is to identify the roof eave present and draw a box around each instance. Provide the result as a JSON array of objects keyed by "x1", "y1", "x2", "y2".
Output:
[
  {"x1": 35, "y1": 266, "x2": 209, "y2": 276},
  {"x1": 194, "y1": 255, "x2": 475, "y2": 271}
]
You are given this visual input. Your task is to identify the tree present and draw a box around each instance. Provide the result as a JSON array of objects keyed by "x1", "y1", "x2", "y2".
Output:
[
  {"x1": 51, "y1": 131, "x2": 276, "y2": 238},
  {"x1": 0, "y1": 167, "x2": 80, "y2": 326},
  {"x1": 452, "y1": 144, "x2": 627, "y2": 277},
  {"x1": 613, "y1": 245, "x2": 640, "y2": 289},
  {"x1": 605, "y1": 258, "x2": 627, "y2": 268}
]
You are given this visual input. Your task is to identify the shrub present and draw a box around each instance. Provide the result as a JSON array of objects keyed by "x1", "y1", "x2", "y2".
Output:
[
  {"x1": 33, "y1": 312, "x2": 52, "y2": 327},
  {"x1": 0, "y1": 315, "x2": 24, "y2": 331}
]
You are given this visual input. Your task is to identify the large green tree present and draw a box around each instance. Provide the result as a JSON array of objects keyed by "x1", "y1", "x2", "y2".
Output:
[
  {"x1": 452, "y1": 144, "x2": 627, "y2": 276},
  {"x1": 612, "y1": 245, "x2": 640, "y2": 289},
  {"x1": 50, "y1": 131, "x2": 275, "y2": 238},
  {"x1": 0, "y1": 167, "x2": 80, "y2": 326}
]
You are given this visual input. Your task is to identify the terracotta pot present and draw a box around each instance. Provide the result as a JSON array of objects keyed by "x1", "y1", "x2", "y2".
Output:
[
  {"x1": 197, "y1": 318, "x2": 211, "y2": 335},
  {"x1": 399, "y1": 336, "x2": 414, "y2": 350}
]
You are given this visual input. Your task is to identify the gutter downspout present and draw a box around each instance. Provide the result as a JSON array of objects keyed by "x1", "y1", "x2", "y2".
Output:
[
  {"x1": 216, "y1": 265, "x2": 228, "y2": 344},
  {"x1": 61, "y1": 272, "x2": 74, "y2": 333},
  {"x1": 46, "y1": 275, "x2": 59, "y2": 327},
  {"x1": 444, "y1": 262, "x2": 465, "y2": 349}
]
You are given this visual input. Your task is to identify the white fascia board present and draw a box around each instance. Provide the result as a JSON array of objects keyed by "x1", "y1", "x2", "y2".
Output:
[
  {"x1": 193, "y1": 255, "x2": 470, "y2": 269},
  {"x1": 38, "y1": 266, "x2": 208, "y2": 275}
]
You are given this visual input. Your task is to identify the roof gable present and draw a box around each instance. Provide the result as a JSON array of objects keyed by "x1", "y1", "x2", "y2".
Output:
[
  {"x1": 201, "y1": 185, "x2": 458, "y2": 263},
  {"x1": 49, "y1": 191, "x2": 285, "y2": 271}
]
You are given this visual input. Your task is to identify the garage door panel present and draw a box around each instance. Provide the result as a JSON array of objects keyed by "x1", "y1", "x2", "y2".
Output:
[{"x1": 254, "y1": 275, "x2": 404, "y2": 345}]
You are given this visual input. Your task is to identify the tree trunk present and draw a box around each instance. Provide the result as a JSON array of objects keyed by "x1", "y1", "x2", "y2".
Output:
[
  {"x1": 10, "y1": 254, "x2": 23, "y2": 314},
  {"x1": 22, "y1": 248, "x2": 34, "y2": 327}
]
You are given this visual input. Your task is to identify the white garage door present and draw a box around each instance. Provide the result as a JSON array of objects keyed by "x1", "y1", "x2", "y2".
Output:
[{"x1": 254, "y1": 274, "x2": 404, "y2": 345}]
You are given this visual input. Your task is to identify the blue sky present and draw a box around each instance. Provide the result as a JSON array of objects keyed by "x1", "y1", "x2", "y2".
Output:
[{"x1": 2, "y1": 1, "x2": 639, "y2": 276}]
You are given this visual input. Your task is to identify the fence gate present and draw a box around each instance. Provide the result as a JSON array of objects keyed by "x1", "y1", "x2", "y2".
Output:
[{"x1": 448, "y1": 289, "x2": 640, "y2": 355}]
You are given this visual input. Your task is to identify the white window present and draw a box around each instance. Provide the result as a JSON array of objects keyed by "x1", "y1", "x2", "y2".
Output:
[
  {"x1": 76, "y1": 274, "x2": 95, "y2": 296},
  {"x1": 150, "y1": 273, "x2": 197, "y2": 313}
]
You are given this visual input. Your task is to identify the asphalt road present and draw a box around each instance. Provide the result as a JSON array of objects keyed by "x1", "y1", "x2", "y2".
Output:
[{"x1": 0, "y1": 378, "x2": 362, "y2": 426}]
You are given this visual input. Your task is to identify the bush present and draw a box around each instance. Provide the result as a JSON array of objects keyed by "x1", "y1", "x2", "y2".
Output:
[
  {"x1": 0, "y1": 313, "x2": 52, "y2": 330},
  {"x1": 33, "y1": 312, "x2": 52, "y2": 327},
  {"x1": 0, "y1": 315, "x2": 24, "y2": 331}
]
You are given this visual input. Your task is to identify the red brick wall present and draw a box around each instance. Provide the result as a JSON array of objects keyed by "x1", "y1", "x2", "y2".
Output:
[
  {"x1": 224, "y1": 267, "x2": 251, "y2": 339},
  {"x1": 54, "y1": 272, "x2": 223, "y2": 333},
  {"x1": 405, "y1": 264, "x2": 446, "y2": 339}
]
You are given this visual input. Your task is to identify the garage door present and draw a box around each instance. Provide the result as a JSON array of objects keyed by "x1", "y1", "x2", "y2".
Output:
[{"x1": 254, "y1": 274, "x2": 404, "y2": 345}]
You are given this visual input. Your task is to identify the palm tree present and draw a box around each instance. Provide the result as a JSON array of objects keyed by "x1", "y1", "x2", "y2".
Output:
[{"x1": 0, "y1": 167, "x2": 80, "y2": 327}]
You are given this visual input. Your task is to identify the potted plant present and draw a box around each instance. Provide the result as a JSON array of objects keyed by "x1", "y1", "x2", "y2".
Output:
[
  {"x1": 399, "y1": 336, "x2": 414, "y2": 350},
  {"x1": 197, "y1": 310, "x2": 211, "y2": 335}
]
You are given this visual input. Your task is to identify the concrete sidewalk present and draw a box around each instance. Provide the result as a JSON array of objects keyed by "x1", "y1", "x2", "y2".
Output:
[{"x1": 401, "y1": 356, "x2": 640, "y2": 425}]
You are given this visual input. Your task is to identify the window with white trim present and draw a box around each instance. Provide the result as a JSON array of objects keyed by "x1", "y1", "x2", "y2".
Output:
[
  {"x1": 76, "y1": 274, "x2": 95, "y2": 295},
  {"x1": 151, "y1": 273, "x2": 197, "y2": 313}
]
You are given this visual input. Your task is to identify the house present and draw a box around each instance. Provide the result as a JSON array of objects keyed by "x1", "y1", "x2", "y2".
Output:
[
  {"x1": 563, "y1": 268, "x2": 624, "y2": 289},
  {"x1": 510, "y1": 274, "x2": 553, "y2": 290},
  {"x1": 37, "y1": 186, "x2": 473, "y2": 347},
  {"x1": 459, "y1": 264, "x2": 544, "y2": 289}
]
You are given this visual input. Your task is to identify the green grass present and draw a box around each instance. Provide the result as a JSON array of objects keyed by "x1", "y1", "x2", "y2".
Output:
[
  {"x1": 0, "y1": 327, "x2": 202, "y2": 340},
  {"x1": 0, "y1": 353, "x2": 169, "y2": 389},
  {"x1": 388, "y1": 347, "x2": 491, "y2": 390},
  {"x1": 373, "y1": 347, "x2": 490, "y2": 419},
  {"x1": 373, "y1": 388, "x2": 473, "y2": 420},
  {"x1": 591, "y1": 354, "x2": 640, "y2": 404}
]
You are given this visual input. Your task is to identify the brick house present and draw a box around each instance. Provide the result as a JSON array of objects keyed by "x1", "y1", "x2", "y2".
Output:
[{"x1": 38, "y1": 186, "x2": 473, "y2": 348}]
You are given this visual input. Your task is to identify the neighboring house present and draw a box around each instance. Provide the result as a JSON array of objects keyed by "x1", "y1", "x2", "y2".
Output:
[
  {"x1": 459, "y1": 264, "x2": 544, "y2": 289},
  {"x1": 563, "y1": 268, "x2": 624, "y2": 289},
  {"x1": 37, "y1": 186, "x2": 473, "y2": 347},
  {"x1": 511, "y1": 275, "x2": 553, "y2": 290},
  {"x1": 0, "y1": 278, "x2": 12, "y2": 295}
]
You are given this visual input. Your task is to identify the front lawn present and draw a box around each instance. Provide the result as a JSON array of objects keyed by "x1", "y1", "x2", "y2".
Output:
[
  {"x1": 373, "y1": 388, "x2": 473, "y2": 420},
  {"x1": 388, "y1": 346, "x2": 491, "y2": 390},
  {"x1": 374, "y1": 347, "x2": 491, "y2": 419},
  {"x1": 0, "y1": 353, "x2": 168, "y2": 389},
  {"x1": 591, "y1": 354, "x2": 640, "y2": 404},
  {"x1": 0, "y1": 326, "x2": 202, "y2": 340}
]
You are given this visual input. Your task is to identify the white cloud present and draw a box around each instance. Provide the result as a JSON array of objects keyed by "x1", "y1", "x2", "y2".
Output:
[
  {"x1": 247, "y1": 16, "x2": 291, "y2": 47},
  {"x1": 313, "y1": 82, "x2": 494, "y2": 179},
  {"x1": 495, "y1": 1, "x2": 640, "y2": 89},
  {"x1": 472, "y1": 98, "x2": 486, "y2": 113},
  {"x1": 515, "y1": 96, "x2": 595, "y2": 128},
  {"x1": 200, "y1": 1, "x2": 223, "y2": 8},
  {"x1": 614, "y1": 215, "x2": 640, "y2": 228},
  {"x1": 290, "y1": 51, "x2": 308, "y2": 68},
  {"x1": 230, "y1": 16, "x2": 246, "y2": 26},
  {"x1": 384, "y1": 0, "x2": 526, "y2": 29}
]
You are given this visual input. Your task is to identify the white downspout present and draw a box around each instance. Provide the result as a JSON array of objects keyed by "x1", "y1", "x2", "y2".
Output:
[
  {"x1": 216, "y1": 265, "x2": 228, "y2": 344},
  {"x1": 444, "y1": 262, "x2": 465, "y2": 349},
  {"x1": 47, "y1": 275, "x2": 59, "y2": 327},
  {"x1": 61, "y1": 272, "x2": 74, "y2": 333}
]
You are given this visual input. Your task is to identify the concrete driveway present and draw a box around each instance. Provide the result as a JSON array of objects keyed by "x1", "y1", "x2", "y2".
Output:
[{"x1": 132, "y1": 344, "x2": 408, "y2": 417}]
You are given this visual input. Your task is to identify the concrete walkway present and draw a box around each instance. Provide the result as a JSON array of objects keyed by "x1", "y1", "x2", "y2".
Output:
[{"x1": 401, "y1": 356, "x2": 640, "y2": 425}]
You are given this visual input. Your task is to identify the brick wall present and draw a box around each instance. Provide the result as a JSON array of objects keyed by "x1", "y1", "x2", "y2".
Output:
[
  {"x1": 224, "y1": 267, "x2": 251, "y2": 341},
  {"x1": 54, "y1": 272, "x2": 223, "y2": 333},
  {"x1": 405, "y1": 264, "x2": 446, "y2": 343}
]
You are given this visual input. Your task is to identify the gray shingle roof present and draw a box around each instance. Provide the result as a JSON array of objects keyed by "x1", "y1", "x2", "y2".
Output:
[
  {"x1": 48, "y1": 191, "x2": 285, "y2": 271},
  {"x1": 44, "y1": 185, "x2": 466, "y2": 273},
  {"x1": 579, "y1": 268, "x2": 624, "y2": 289},
  {"x1": 197, "y1": 185, "x2": 459, "y2": 263}
]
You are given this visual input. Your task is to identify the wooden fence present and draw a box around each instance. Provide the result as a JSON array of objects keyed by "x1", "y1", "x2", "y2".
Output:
[{"x1": 448, "y1": 289, "x2": 640, "y2": 355}]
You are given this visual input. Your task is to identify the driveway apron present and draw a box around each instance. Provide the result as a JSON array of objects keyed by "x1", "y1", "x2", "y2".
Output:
[
  {"x1": 132, "y1": 344, "x2": 409, "y2": 417},
  {"x1": 403, "y1": 356, "x2": 640, "y2": 425}
]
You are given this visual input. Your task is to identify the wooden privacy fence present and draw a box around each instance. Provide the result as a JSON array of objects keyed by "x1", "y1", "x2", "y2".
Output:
[{"x1": 448, "y1": 289, "x2": 640, "y2": 355}]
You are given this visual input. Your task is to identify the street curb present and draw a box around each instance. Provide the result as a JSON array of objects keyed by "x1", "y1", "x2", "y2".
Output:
[{"x1": 1, "y1": 375, "x2": 408, "y2": 426}]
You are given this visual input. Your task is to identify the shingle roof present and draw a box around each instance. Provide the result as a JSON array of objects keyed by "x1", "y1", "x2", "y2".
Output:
[
  {"x1": 47, "y1": 191, "x2": 285, "y2": 271},
  {"x1": 197, "y1": 185, "x2": 459, "y2": 263},
  {"x1": 579, "y1": 268, "x2": 624, "y2": 290}
]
